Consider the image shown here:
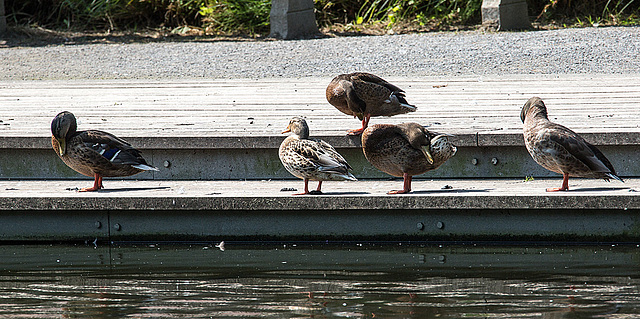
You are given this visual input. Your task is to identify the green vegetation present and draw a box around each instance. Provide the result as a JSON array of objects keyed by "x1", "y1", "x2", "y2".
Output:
[{"x1": 4, "y1": 0, "x2": 640, "y2": 36}]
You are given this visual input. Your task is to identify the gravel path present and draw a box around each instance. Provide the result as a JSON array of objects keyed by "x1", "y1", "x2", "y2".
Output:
[{"x1": 1, "y1": 26, "x2": 640, "y2": 80}]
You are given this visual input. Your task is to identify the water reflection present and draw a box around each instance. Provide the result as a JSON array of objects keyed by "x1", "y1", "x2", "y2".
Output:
[{"x1": 1, "y1": 244, "x2": 639, "y2": 318}]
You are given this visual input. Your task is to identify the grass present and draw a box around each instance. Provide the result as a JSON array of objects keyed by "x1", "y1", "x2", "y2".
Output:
[{"x1": 4, "y1": 0, "x2": 640, "y2": 37}]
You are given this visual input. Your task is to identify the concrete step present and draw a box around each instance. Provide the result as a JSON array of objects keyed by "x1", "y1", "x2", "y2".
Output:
[
  {"x1": 1, "y1": 179, "x2": 638, "y2": 242},
  {"x1": 1, "y1": 75, "x2": 639, "y2": 179}
]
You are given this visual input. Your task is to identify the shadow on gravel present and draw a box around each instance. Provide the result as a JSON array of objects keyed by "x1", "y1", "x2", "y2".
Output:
[{"x1": 0, "y1": 27, "x2": 277, "y2": 48}]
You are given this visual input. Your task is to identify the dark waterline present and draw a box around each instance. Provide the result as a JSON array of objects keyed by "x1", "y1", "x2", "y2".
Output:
[{"x1": 1, "y1": 243, "x2": 640, "y2": 318}]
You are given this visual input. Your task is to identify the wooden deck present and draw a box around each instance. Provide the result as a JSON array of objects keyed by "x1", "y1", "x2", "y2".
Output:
[
  {"x1": 1, "y1": 75, "x2": 640, "y2": 149},
  {"x1": 1, "y1": 75, "x2": 640, "y2": 241}
]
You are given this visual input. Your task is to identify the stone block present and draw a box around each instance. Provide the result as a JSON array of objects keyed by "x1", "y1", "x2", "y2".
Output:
[
  {"x1": 481, "y1": 0, "x2": 531, "y2": 31},
  {"x1": 270, "y1": 0, "x2": 319, "y2": 39}
]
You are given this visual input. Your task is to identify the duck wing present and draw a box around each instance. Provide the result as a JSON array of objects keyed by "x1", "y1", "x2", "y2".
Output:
[
  {"x1": 315, "y1": 139, "x2": 354, "y2": 173},
  {"x1": 351, "y1": 72, "x2": 404, "y2": 93},
  {"x1": 546, "y1": 125, "x2": 613, "y2": 174},
  {"x1": 76, "y1": 130, "x2": 157, "y2": 170},
  {"x1": 350, "y1": 73, "x2": 414, "y2": 115},
  {"x1": 288, "y1": 138, "x2": 352, "y2": 175}
]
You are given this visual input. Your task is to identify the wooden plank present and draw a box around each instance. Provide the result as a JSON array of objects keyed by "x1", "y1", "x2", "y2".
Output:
[{"x1": 1, "y1": 76, "x2": 639, "y2": 142}]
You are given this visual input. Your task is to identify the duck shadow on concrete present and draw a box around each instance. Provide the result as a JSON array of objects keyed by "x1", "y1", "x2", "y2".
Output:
[
  {"x1": 285, "y1": 191, "x2": 371, "y2": 196},
  {"x1": 79, "y1": 186, "x2": 172, "y2": 193},
  {"x1": 409, "y1": 188, "x2": 493, "y2": 195},
  {"x1": 565, "y1": 187, "x2": 631, "y2": 192}
]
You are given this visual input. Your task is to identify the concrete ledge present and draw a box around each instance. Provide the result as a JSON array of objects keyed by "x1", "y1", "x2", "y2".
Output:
[
  {"x1": 1, "y1": 179, "x2": 638, "y2": 210},
  {"x1": 0, "y1": 179, "x2": 638, "y2": 211},
  {"x1": 5, "y1": 132, "x2": 640, "y2": 150},
  {"x1": 0, "y1": 179, "x2": 638, "y2": 242}
]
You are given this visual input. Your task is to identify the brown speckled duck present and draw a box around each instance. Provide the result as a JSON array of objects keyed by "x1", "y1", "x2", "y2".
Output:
[
  {"x1": 326, "y1": 72, "x2": 416, "y2": 135},
  {"x1": 362, "y1": 123, "x2": 457, "y2": 194},
  {"x1": 521, "y1": 97, "x2": 623, "y2": 192},
  {"x1": 279, "y1": 117, "x2": 357, "y2": 195},
  {"x1": 51, "y1": 111, "x2": 158, "y2": 192}
]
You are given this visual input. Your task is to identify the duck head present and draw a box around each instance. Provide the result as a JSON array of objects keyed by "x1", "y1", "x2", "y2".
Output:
[
  {"x1": 51, "y1": 111, "x2": 77, "y2": 156},
  {"x1": 521, "y1": 97, "x2": 548, "y2": 123},
  {"x1": 397, "y1": 122, "x2": 434, "y2": 164},
  {"x1": 282, "y1": 117, "x2": 310, "y2": 139},
  {"x1": 430, "y1": 134, "x2": 457, "y2": 160}
]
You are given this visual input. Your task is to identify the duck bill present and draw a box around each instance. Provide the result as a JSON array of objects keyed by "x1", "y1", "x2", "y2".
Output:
[
  {"x1": 55, "y1": 138, "x2": 66, "y2": 156},
  {"x1": 281, "y1": 124, "x2": 291, "y2": 134},
  {"x1": 421, "y1": 146, "x2": 434, "y2": 164}
]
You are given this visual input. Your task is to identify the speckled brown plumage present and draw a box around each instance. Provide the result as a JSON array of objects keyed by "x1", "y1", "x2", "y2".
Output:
[
  {"x1": 279, "y1": 117, "x2": 357, "y2": 195},
  {"x1": 51, "y1": 111, "x2": 158, "y2": 191},
  {"x1": 362, "y1": 123, "x2": 457, "y2": 194},
  {"x1": 521, "y1": 97, "x2": 623, "y2": 191},
  {"x1": 326, "y1": 72, "x2": 416, "y2": 135}
]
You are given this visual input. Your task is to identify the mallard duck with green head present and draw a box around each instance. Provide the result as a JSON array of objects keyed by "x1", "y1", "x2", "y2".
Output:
[
  {"x1": 362, "y1": 123, "x2": 456, "y2": 194},
  {"x1": 521, "y1": 97, "x2": 623, "y2": 191},
  {"x1": 326, "y1": 72, "x2": 416, "y2": 135},
  {"x1": 279, "y1": 117, "x2": 357, "y2": 195},
  {"x1": 51, "y1": 111, "x2": 158, "y2": 192}
]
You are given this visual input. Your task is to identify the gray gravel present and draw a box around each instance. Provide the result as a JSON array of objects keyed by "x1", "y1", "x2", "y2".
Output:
[{"x1": 1, "y1": 26, "x2": 639, "y2": 80}]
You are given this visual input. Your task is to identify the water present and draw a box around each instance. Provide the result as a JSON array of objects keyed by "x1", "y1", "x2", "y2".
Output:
[{"x1": 1, "y1": 243, "x2": 640, "y2": 318}]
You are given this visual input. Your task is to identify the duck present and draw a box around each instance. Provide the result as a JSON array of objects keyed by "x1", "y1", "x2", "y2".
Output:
[
  {"x1": 521, "y1": 97, "x2": 623, "y2": 192},
  {"x1": 326, "y1": 72, "x2": 416, "y2": 135},
  {"x1": 361, "y1": 123, "x2": 457, "y2": 194},
  {"x1": 279, "y1": 117, "x2": 357, "y2": 195},
  {"x1": 51, "y1": 111, "x2": 159, "y2": 192}
]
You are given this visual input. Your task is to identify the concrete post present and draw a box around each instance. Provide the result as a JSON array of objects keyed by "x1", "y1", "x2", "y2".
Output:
[
  {"x1": 0, "y1": 0, "x2": 7, "y2": 36},
  {"x1": 269, "y1": 0, "x2": 319, "y2": 39},
  {"x1": 481, "y1": 0, "x2": 530, "y2": 31}
]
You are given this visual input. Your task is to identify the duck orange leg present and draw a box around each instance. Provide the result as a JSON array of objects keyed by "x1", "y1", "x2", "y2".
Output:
[
  {"x1": 347, "y1": 114, "x2": 371, "y2": 136},
  {"x1": 388, "y1": 173, "x2": 412, "y2": 195},
  {"x1": 293, "y1": 179, "x2": 323, "y2": 195},
  {"x1": 80, "y1": 173, "x2": 104, "y2": 192},
  {"x1": 293, "y1": 178, "x2": 311, "y2": 195},
  {"x1": 546, "y1": 173, "x2": 569, "y2": 192}
]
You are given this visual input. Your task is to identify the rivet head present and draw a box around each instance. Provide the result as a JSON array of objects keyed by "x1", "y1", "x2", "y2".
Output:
[
  {"x1": 436, "y1": 221, "x2": 445, "y2": 229},
  {"x1": 417, "y1": 222, "x2": 425, "y2": 230},
  {"x1": 491, "y1": 158, "x2": 499, "y2": 165},
  {"x1": 163, "y1": 160, "x2": 171, "y2": 168},
  {"x1": 114, "y1": 223, "x2": 121, "y2": 231},
  {"x1": 95, "y1": 221, "x2": 102, "y2": 229},
  {"x1": 471, "y1": 158, "x2": 478, "y2": 165}
]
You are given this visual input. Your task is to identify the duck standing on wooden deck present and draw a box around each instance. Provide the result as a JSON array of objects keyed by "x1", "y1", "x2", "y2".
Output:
[
  {"x1": 521, "y1": 97, "x2": 623, "y2": 192},
  {"x1": 362, "y1": 123, "x2": 457, "y2": 194},
  {"x1": 51, "y1": 111, "x2": 159, "y2": 192},
  {"x1": 279, "y1": 117, "x2": 357, "y2": 195},
  {"x1": 326, "y1": 72, "x2": 417, "y2": 135}
]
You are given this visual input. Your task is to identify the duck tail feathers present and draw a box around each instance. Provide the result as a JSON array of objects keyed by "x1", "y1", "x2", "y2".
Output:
[
  {"x1": 343, "y1": 172, "x2": 358, "y2": 181},
  {"x1": 390, "y1": 93, "x2": 417, "y2": 112},
  {"x1": 319, "y1": 166, "x2": 358, "y2": 181},
  {"x1": 605, "y1": 173, "x2": 624, "y2": 183},
  {"x1": 402, "y1": 102, "x2": 417, "y2": 112},
  {"x1": 133, "y1": 164, "x2": 160, "y2": 171}
]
